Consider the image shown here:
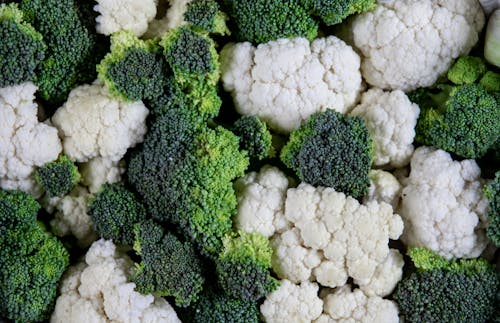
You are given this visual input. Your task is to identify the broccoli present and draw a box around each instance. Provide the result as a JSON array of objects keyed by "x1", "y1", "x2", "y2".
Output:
[
  {"x1": 221, "y1": 0, "x2": 318, "y2": 44},
  {"x1": 184, "y1": 0, "x2": 230, "y2": 35},
  {"x1": 216, "y1": 231, "x2": 278, "y2": 301},
  {"x1": 280, "y1": 109, "x2": 373, "y2": 198},
  {"x1": 0, "y1": 3, "x2": 45, "y2": 87},
  {"x1": 34, "y1": 155, "x2": 80, "y2": 197},
  {"x1": 0, "y1": 189, "x2": 69, "y2": 322},
  {"x1": 303, "y1": 0, "x2": 377, "y2": 25},
  {"x1": 232, "y1": 115, "x2": 273, "y2": 161},
  {"x1": 484, "y1": 171, "x2": 500, "y2": 247},
  {"x1": 87, "y1": 183, "x2": 147, "y2": 245},
  {"x1": 479, "y1": 71, "x2": 500, "y2": 93},
  {"x1": 132, "y1": 220, "x2": 205, "y2": 307},
  {"x1": 128, "y1": 109, "x2": 249, "y2": 257},
  {"x1": 393, "y1": 248, "x2": 500, "y2": 323},
  {"x1": 19, "y1": 0, "x2": 106, "y2": 105},
  {"x1": 447, "y1": 56, "x2": 488, "y2": 85},
  {"x1": 414, "y1": 83, "x2": 500, "y2": 159}
]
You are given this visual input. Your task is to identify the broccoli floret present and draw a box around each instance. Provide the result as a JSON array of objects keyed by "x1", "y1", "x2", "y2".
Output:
[
  {"x1": 216, "y1": 231, "x2": 278, "y2": 301},
  {"x1": 479, "y1": 71, "x2": 500, "y2": 93},
  {"x1": 304, "y1": 0, "x2": 376, "y2": 25},
  {"x1": 232, "y1": 115, "x2": 273, "y2": 161},
  {"x1": 0, "y1": 189, "x2": 69, "y2": 322},
  {"x1": 393, "y1": 248, "x2": 499, "y2": 323},
  {"x1": 97, "y1": 31, "x2": 168, "y2": 102},
  {"x1": 132, "y1": 220, "x2": 205, "y2": 307},
  {"x1": 221, "y1": 0, "x2": 318, "y2": 44},
  {"x1": 34, "y1": 155, "x2": 80, "y2": 197},
  {"x1": 485, "y1": 171, "x2": 500, "y2": 247},
  {"x1": 414, "y1": 83, "x2": 500, "y2": 159},
  {"x1": 0, "y1": 3, "x2": 45, "y2": 87},
  {"x1": 280, "y1": 109, "x2": 373, "y2": 198},
  {"x1": 20, "y1": 0, "x2": 106, "y2": 105},
  {"x1": 184, "y1": 0, "x2": 229, "y2": 35},
  {"x1": 87, "y1": 183, "x2": 147, "y2": 245},
  {"x1": 447, "y1": 56, "x2": 488, "y2": 85}
]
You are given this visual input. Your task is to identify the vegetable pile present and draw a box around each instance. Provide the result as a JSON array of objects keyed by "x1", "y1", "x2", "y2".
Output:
[{"x1": 0, "y1": 0, "x2": 499, "y2": 322}]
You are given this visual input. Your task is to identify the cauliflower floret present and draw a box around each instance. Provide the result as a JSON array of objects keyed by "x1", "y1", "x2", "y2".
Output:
[
  {"x1": 52, "y1": 82, "x2": 149, "y2": 163},
  {"x1": 51, "y1": 239, "x2": 181, "y2": 323},
  {"x1": 234, "y1": 165, "x2": 291, "y2": 237},
  {"x1": 315, "y1": 285, "x2": 399, "y2": 323},
  {"x1": 94, "y1": 0, "x2": 158, "y2": 37},
  {"x1": 350, "y1": 88, "x2": 419, "y2": 167},
  {"x1": 364, "y1": 170, "x2": 402, "y2": 210},
  {"x1": 0, "y1": 82, "x2": 62, "y2": 197},
  {"x1": 399, "y1": 146, "x2": 489, "y2": 259},
  {"x1": 220, "y1": 36, "x2": 363, "y2": 133},
  {"x1": 144, "y1": 0, "x2": 192, "y2": 38},
  {"x1": 351, "y1": 0, "x2": 485, "y2": 91},
  {"x1": 272, "y1": 183, "x2": 404, "y2": 293},
  {"x1": 80, "y1": 157, "x2": 125, "y2": 194},
  {"x1": 260, "y1": 280, "x2": 323, "y2": 323},
  {"x1": 51, "y1": 186, "x2": 97, "y2": 247}
]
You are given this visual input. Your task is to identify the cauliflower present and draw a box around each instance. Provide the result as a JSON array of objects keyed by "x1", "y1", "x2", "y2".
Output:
[
  {"x1": 94, "y1": 0, "x2": 158, "y2": 37},
  {"x1": 234, "y1": 165, "x2": 291, "y2": 237},
  {"x1": 144, "y1": 0, "x2": 192, "y2": 39},
  {"x1": 80, "y1": 157, "x2": 125, "y2": 194},
  {"x1": 351, "y1": 0, "x2": 485, "y2": 91},
  {"x1": 50, "y1": 186, "x2": 97, "y2": 247},
  {"x1": 350, "y1": 88, "x2": 419, "y2": 168},
  {"x1": 51, "y1": 239, "x2": 181, "y2": 323},
  {"x1": 315, "y1": 285, "x2": 399, "y2": 323},
  {"x1": 52, "y1": 82, "x2": 149, "y2": 163},
  {"x1": 271, "y1": 183, "x2": 404, "y2": 294},
  {"x1": 0, "y1": 82, "x2": 62, "y2": 197},
  {"x1": 260, "y1": 280, "x2": 323, "y2": 323},
  {"x1": 399, "y1": 146, "x2": 489, "y2": 259},
  {"x1": 220, "y1": 36, "x2": 363, "y2": 133},
  {"x1": 364, "y1": 170, "x2": 402, "y2": 210}
]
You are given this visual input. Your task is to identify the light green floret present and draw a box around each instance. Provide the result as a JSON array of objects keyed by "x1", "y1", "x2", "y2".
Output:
[{"x1": 447, "y1": 56, "x2": 487, "y2": 85}]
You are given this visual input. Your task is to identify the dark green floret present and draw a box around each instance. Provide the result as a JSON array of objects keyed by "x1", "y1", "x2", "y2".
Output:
[
  {"x1": 0, "y1": 189, "x2": 69, "y2": 323},
  {"x1": 280, "y1": 109, "x2": 373, "y2": 198},
  {"x1": 232, "y1": 115, "x2": 273, "y2": 161},
  {"x1": 216, "y1": 231, "x2": 278, "y2": 301},
  {"x1": 447, "y1": 56, "x2": 487, "y2": 85},
  {"x1": 0, "y1": 3, "x2": 45, "y2": 87},
  {"x1": 414, "y1": 83, "x2": 500, "y2": 159},
  {"x1": 132, "y1": 220, "x2": 205, "y2": 307},
  {"x1": 393, "y1": 248, "x2": 500, "y2": 323},
  {"x1": 484, "y1": 171, "x2": 500, "y2": 247},
  {"x1": 87, "y1": 183, "x2": 147, "y2": 245},
  {"x1": 303, "y1": 0, "x2": 376, "y2": 25},
  {"x1": 34, "y1": 155, "x2": 80, "y2": 197},
  {"x1": 184, "y1": 0, "x2": 229, "y2": 35}
]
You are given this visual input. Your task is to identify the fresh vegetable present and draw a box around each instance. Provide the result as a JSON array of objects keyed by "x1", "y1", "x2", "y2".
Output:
[{"x1": 34, "y1": 155, "x2": 80, "y2": 198}]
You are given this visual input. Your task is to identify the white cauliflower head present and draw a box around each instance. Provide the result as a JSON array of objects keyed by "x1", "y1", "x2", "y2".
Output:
[
  {"x1": 94, "y1": 0, "x2": 158, "y2": 36},
  {"x1": 52, "y1": 82, "x2": 149, "y2": 163},
  {"x1": 220, "y1": 36, "x2": 363, "y2": 133},
  {"x1": 399, "y1": 146, "x2": 489, "y2": 259},
  {"x1": 272, "y1": 183, "x2": 404, "y2": 293},
  {"x1": 351, "y1": 0, "x2": 485, "y2": 91},
  {"x1": 234, "y1": 165, "x2": 291, "y2": 237},
  {"x1": 80, "y1": 157, "x2": 125, "y2": 194},
  {"x1": 260, "y1": 280, "x2": 323, "y2": 323},
  {"x1": 315, "y1": 285, "x2": 399, "y2": 323},
  {"x1": 350, "y1": 88, "x2": 419, "y2": 167},
  {"x1": 364, "y1": 170, "x2": 402, "y2": 210},
  {"x1": 0, "y1": 82, "x2": 62, "y2": 197},
  {"x1": 51, "y1": 239, "x2": 181, "y2": 323}
]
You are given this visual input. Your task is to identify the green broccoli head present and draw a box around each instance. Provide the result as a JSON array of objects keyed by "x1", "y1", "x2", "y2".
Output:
[
  {"x1": 0, "y1": 3, "x2": 45, "y2": 87},
  {"x1": 97, "y1": 31, "x2": 168, "y2": 102},
  {"x1": 281, "y1": 109, "x2": 373, "y2": 198},
  {"x1": 216, "y1": 231, "x2": 278, "y2": 301},
  {"x1": 303, "y1": 0, "x2": 376, "y2": 25},
  {"x1": 184, "y1": 0, "x2": 230, "y2": 35},
  {"x1": 447, "y1": 56, "x2": 488, "y2": 85},
  {"x1": 132, "y1": 220, "x2": 205, "y2": 307},
  {"x1": 393, "y1": 248, "x2": 500, "y2": 323},
  {"x1": 485, "y1": 171, "x2": 500, "y2": 247},
  {"x1": 87, "y1": 183, "x2": 147, "y2": 245},
  {"x1": 0, "y1": 190, "x2": 69, "y2": 323},
  {"x1": 479, "y1": 71, "x2": 500, "y2": 93},
  {"x1": 222, "y1": 0, "x2": 318, "y2": 43},
  {"x1": 34, "y1": 155, "x2": 80, "y2": 198},
  {"x1": 414, "y1": 83, "x2": 500, "y2": 159},
  {"x1": 232, "y1": 115, "x2": 273, "y2": 161}
]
